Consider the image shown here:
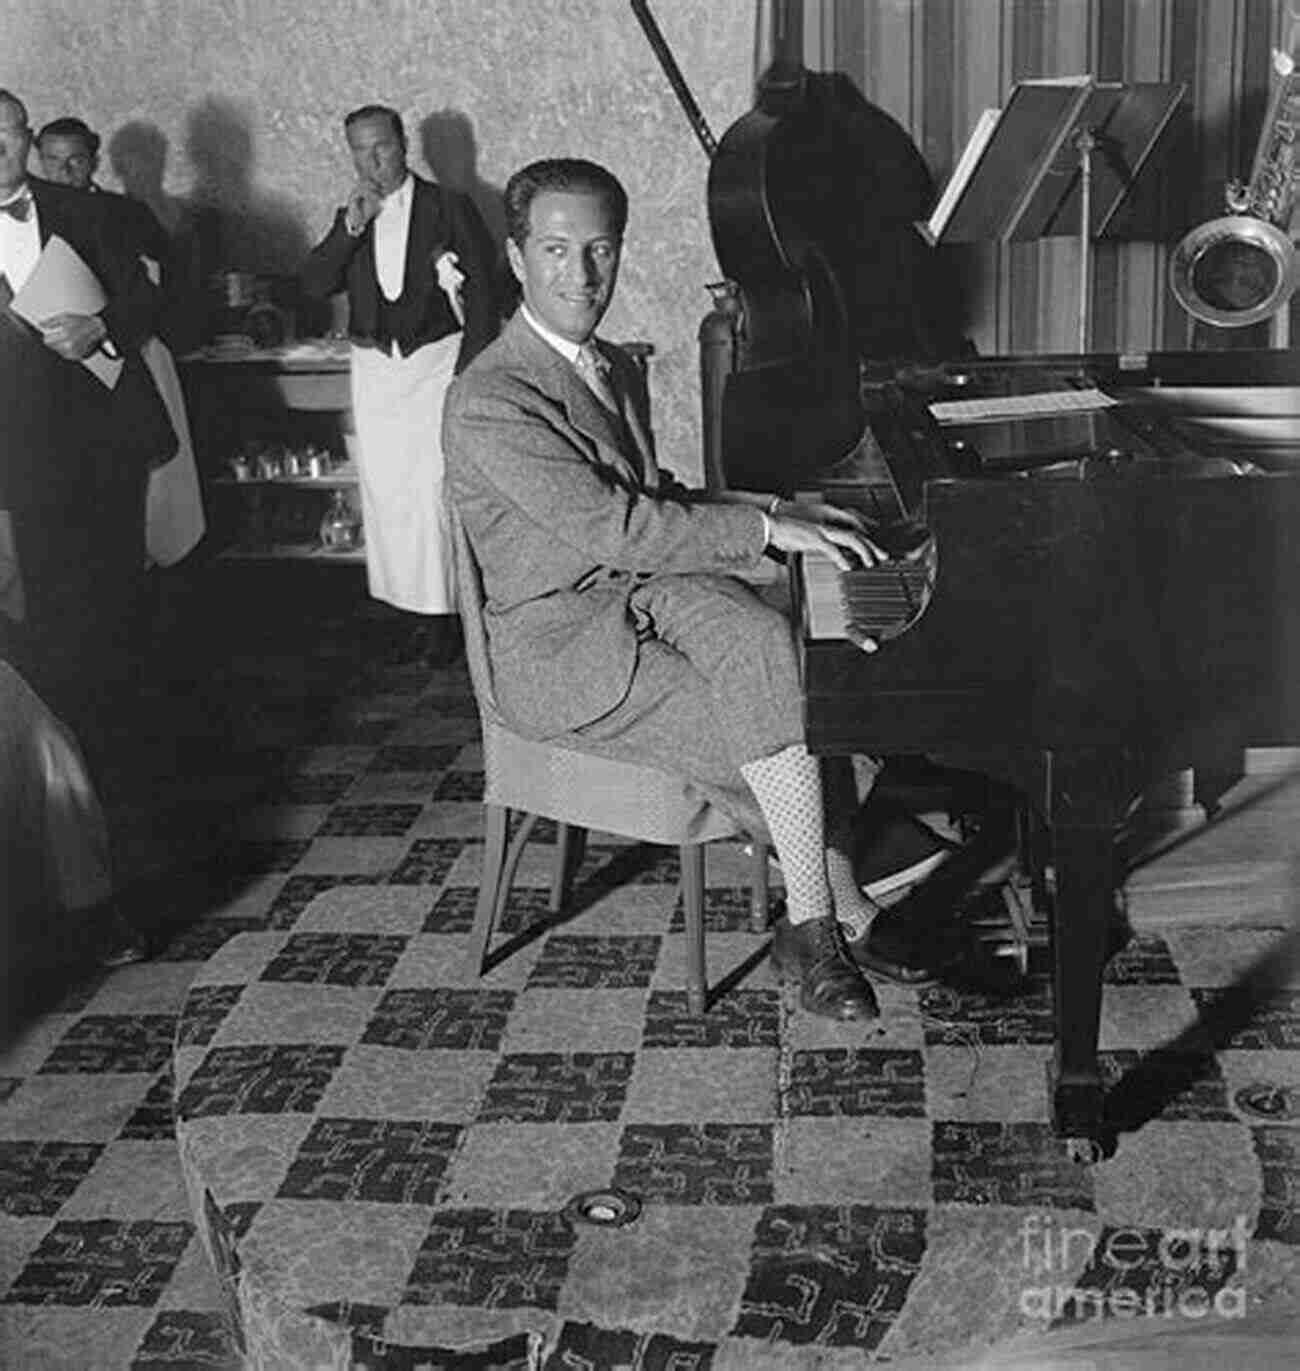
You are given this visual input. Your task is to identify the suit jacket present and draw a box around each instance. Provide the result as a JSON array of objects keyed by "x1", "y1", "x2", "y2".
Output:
[
  {"x1": 300, "y1": 174, "x2": 498, "y2": 371},
  {"x1": 89, "y1": 184, "x2": 171, "y2": 275},
  {"x1": 1, "y1": 177, "x2": 172, "y2": 512},
  {"x1": 443, "y1": 312, "x2": 768, "y2": 738}
]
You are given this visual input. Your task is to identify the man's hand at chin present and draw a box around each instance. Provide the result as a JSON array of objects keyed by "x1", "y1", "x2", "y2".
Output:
[
  {"x1": 344, "y1": 182, "x2": 384, "y2": 236},
  {"x1": 39, "y1": 311, "x2": 107, "y2": 360}
]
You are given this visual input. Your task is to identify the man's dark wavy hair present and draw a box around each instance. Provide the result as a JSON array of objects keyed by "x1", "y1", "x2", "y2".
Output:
[
  {"x1": 504, "y1": 158, "x2": 628, "y2": 246},
  {"x1": 36, "y1": 115, "x2": 100, "y2": 156}
]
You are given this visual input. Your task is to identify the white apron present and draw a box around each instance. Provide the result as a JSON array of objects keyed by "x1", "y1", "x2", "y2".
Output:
[
  {"x1": 141, "y1": 335, "x2": 206, "y2": 567},
  {"x1": 350, "y1": 332, "x2": 460, "y2": 613}
]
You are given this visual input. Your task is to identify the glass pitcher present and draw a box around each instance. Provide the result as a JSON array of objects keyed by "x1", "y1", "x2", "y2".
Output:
[{"x1": 319, "y1": 489, "x2": 363, "y2": 552}]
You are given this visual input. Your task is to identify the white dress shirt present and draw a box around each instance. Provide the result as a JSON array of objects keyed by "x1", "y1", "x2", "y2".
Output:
[
  {"x1": 373, "y1": 174, "x2": 413, "y2": 303},
  {"x1": 0, "y1": 184, "x2": 41, "y2": 293},
  {"x1": 519, "y1": 303, "x2": 585, "y2": 366}
]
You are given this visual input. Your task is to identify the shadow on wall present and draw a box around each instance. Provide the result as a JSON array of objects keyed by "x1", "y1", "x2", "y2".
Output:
[
  {"x1": 418, "y1": 108, "x2": 518, "y2": 315},
  {"x1": 183, "y1": 95, "x2": 309, "y2": 279},
  {"x1": 107, "y1": 120, "x2": 219, "y2": 351}
]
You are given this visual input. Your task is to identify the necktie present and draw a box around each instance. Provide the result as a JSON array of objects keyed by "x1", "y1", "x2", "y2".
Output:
[
  {"x1": 0, "y1": 192, "x2": 31, "y2": 223},
  {"x1": 0, "y1": 273, "x2": 12, "y2": 309},
  {"x1": 575, "y1": 343, "x2": 619, "y2": 414}
]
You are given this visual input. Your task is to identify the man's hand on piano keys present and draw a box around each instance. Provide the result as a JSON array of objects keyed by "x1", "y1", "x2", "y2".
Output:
[{"x1": 766, "y1": 505, "x2": 887, "y2": 575}]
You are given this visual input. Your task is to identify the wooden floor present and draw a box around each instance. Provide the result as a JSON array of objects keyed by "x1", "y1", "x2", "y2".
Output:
[{"x1": 1126, "y1": 752, "x2": 1300, "y2": 930}]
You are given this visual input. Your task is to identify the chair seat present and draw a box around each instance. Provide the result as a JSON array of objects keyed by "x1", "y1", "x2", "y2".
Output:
[{"x1": 482, "y1": 718, "x2": 744, "y2": 848}]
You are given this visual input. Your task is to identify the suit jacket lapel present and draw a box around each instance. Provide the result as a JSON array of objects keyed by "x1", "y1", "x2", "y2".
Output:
[
  {"x1": 405, "y1": 177, "x2": 444, "y2": 290},
  {"x1": 507, "y1": 315, "x2": 642, "y2": 484},
  {"x1": 29, "y1": 182, "x2": 55, "y2": 247},
  {"x1": 594, "y1": 340, "x2": 655, "y2": 482}
]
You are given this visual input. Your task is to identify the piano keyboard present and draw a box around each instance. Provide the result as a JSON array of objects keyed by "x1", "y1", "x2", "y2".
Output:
[{"x1": 800, "y1": 552, "x2": 936, "y2": 651}]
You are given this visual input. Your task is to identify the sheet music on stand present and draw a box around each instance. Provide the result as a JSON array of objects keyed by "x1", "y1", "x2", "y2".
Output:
[
  {"x1": 920, "y1": 74, "x2": 1183, "y2": 351},
  {"x1": 919, "y1": 76, "x2": 1184, "y2": 246},
  {"x1": 928, "y1": 388, "x2": 1118, "y2": 426}
]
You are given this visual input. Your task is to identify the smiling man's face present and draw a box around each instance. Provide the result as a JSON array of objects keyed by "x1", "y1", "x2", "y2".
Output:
[{"x1": 507, "y1": 188, "x2": 622, "y2": 344}]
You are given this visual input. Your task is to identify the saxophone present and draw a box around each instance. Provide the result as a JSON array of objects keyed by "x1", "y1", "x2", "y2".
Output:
[{"x1": 1170, "y1": 26, "x2": 1299, "y2": 328}]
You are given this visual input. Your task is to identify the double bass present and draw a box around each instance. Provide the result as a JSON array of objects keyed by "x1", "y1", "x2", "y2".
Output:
[{"x1": 631, "y1": 0, "x2": 964, "y2": 492}]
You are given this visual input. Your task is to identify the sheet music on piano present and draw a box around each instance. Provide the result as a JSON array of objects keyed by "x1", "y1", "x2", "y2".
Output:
[{"x1": 928, "y1": 388, "x2": 1118, "y2": 425}]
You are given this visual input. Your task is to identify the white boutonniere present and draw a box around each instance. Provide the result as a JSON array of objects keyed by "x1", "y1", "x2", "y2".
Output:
[{"x1": 434, "y1": 250, "x2": 466, "y2": 326}]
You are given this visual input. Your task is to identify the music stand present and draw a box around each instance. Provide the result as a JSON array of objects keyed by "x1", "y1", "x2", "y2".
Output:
[{"x1": 922, "y1": 77, "x2": 1185, "y2": 351}]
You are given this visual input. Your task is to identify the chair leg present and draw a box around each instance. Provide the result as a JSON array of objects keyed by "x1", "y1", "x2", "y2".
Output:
[
  {"x1": 550, "y1": 823, "x2": 587, "y2": 913},
  {"x1": 749, "y1": 841, "x2": 771, "y2": 933},
  {"x1": 471, "y1": 804, "x2": 510, "y2": 976},
  {"x1": 681, "y1": 843, "x2": 707, "y2": 1015}
]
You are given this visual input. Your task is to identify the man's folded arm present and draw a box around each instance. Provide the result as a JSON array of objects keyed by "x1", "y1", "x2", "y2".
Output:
[{"x1": 299, "y1": 211, "x2": 360, "y2": 300}]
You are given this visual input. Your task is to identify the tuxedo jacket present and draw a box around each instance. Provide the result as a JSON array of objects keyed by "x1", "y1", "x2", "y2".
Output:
[
  {"x1": 300, "y1": 175, "x2": 499, "y2": 372},
  {"x1": 1, "y1": 177, "x2": 172, "y2": 512},
  {"x1": 443, "y1": 312, "x2": 768, "y2": 739},
  {"x1": 89, "y1": 184, "x2": 171, "y2": 275}
]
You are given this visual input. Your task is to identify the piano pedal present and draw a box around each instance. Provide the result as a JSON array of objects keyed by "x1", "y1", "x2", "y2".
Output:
[{"x1": 951, "y1": 880, "x2": 1035, "y2": 990}]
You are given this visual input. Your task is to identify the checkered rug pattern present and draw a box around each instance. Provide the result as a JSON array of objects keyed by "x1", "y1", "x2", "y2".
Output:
[{"x1": 3, "y1": 662, "x2": 1300, "y2": 1369}]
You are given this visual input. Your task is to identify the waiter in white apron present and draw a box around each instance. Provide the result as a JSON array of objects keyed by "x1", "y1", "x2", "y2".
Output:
[{"x1": 301, "y1": 104, "x2": 500, "y2": 665}]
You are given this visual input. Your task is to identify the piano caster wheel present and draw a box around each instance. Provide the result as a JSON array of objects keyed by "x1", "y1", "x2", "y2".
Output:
[{"x1": 1065, "y1": 1136, "x2": 1105, "y2": 1165}]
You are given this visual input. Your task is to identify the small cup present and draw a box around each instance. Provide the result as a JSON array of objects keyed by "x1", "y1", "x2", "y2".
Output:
[{"x1": 230, "y1": 457, "x2": 252, "y2": 482}]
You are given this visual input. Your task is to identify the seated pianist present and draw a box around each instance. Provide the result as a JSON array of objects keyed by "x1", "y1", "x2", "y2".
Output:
[{"x1": 444, "y1": 157, "x2": 957, "y2": 1022}]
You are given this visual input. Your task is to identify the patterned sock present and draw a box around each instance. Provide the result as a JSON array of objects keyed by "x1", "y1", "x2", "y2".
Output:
[
  {"x1": 740, "y1": 744, "x2": 833, "y2": 926},
  {"x1": 823, "y1": 755, "x2": 879, "y2": 941}
]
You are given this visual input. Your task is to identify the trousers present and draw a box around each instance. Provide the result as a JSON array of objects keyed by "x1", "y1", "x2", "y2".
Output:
[{"x1": 559, "y1": 573, "x2": 803, "y2": 827}]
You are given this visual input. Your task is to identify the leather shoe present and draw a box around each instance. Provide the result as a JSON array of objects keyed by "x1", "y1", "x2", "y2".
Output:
[
  {"x1": 843, "y1": 915, "x2": 951, "y2": 986},
  {"x1": 771, "y1": 912, "x2": 879, "y2": 1020}
]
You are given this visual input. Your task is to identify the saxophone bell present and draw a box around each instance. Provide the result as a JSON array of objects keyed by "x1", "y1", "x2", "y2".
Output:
[{"x1": 1170, "y1": 32, "x2": 1299, "y2": 327}]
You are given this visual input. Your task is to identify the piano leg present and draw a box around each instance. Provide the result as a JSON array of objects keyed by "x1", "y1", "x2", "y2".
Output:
[
  {"x1": 1049, "y1": 819, "x2": 1115, "y2": 1160},
  {"x1": 1039, "y1": 747, "x2": 1142, "y2": 1162}
]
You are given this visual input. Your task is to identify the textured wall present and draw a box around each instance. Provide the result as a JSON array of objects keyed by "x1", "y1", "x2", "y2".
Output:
[{"x1": 2, "y1": 0, "x2": 752, "y2": 479}]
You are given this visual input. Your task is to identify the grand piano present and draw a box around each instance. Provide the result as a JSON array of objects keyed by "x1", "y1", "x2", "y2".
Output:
[
  {"x1": 775, "y1": 346, "x2": 1300, "y2": 1159},
  {"x1": 629, "y1": 0, "x2": 1300, "y2": 1158}
]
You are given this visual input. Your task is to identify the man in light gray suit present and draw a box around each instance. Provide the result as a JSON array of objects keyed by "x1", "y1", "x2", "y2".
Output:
[{"x1": 444, "y1": 158, "x2": 899, "y2": 1021}]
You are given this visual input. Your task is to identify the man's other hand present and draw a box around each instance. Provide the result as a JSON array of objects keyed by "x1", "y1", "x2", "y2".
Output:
[{"x1": 39, "y1": 312, "x2": 107, "y2": 360}]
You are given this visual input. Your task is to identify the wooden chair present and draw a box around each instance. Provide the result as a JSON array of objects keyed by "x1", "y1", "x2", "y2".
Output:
[{"x1": 450, "y1": 509, "x2": 769, "y2": 1014}]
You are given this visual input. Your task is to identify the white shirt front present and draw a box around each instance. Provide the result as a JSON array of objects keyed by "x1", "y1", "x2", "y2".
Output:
[
  {"x1": 0, "y1": 184, "x2": 41, "y2": 294},
  {"x1": 373, "y1": 174, "x2": 413, "y2": 302}
]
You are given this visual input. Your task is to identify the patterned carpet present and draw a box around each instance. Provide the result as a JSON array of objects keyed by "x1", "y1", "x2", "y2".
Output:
[{"x1": 3, "y1": 573, "x2": 1300, "y2": 1368}]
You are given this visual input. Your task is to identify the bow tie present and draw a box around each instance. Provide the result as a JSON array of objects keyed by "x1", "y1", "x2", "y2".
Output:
[{"x1": 0, "y1": 192, "x2": 32, "y2": 223}]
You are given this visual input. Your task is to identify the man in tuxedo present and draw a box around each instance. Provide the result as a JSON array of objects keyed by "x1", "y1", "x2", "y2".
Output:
[
  {"x1": 37, "y1": 116, "x2": 172, "y2": 271},
  {"x1": 301, "y1": 104, "x2": 500, "y2": 667},
  {"x1": 444, "y1": 158, "x2": 929, "y2": 1021},
  {"x1": 36, "y1": 113, "x2": 206, "y2": 571},
  {"x1": 0, "y1": 88, "x2": 173, "y2": 738}
]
